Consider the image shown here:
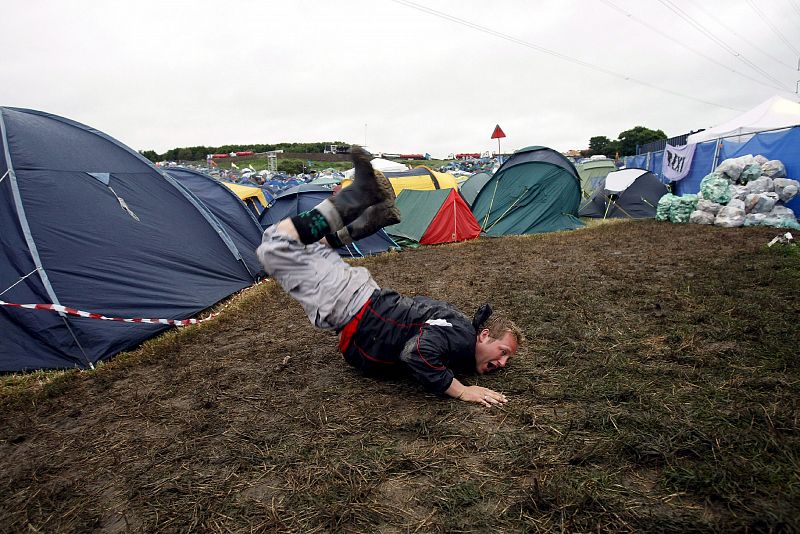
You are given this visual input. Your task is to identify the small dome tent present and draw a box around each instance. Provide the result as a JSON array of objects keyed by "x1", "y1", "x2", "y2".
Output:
[
  {"x1": 383, "y1": 166, "x2": 459, "y2": 196},
  {"x1": 459, "y1": 171, "x2": 492, "y2": 207},
  {"x1": 577, "y1": 158, "x2": 617, "y2": 198},
  {"x1": 0, "y1": 108, "x2": 258, "y2": 372},
  {"x1": 471, "y1": 146, "x2": 584, "y2": 236},
  {"x1": 259, "y1": 184, "x2": 398, "y2": 258},
  {"x1": 343, "y1": 157, "x2": 409, "y2": 178},
  {"x1": 579, "y1": 168, "x2": 669, "y2": 219},
  {"x1": 221, "y1": 181, "x2": 271, "y2": 216},
  {"x1": 385, "y1": 188, "x2": 481, "y2": 246}
]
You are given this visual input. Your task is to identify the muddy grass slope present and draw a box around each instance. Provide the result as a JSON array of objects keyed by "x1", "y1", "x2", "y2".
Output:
[{"x1": 1, "y1": 221, "x2": 798, "y2": 532}]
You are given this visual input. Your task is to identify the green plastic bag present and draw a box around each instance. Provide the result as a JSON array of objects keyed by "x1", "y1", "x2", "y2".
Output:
[
  {"x1": 700, "y1": 173, "x2": 731, "y2": 204},
  {"x1": 669, "y1": 194, "x2": 698, "y2": 224},
  {"x1": 656, "y1": 193, "x2": 675, "y2": 221},
  {"x1": 739, "y1": 163, "x2": 762, "y2": 184}
]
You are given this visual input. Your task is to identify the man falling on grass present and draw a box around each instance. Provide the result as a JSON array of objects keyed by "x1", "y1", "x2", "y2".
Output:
[{"x1": 257, "y1": 147, "x2": 523, "y2": 407}]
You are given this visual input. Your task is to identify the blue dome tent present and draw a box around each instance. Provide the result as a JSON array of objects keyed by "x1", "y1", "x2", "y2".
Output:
[{"x1": 0, "y1": 108, "x2": 258, "y2": 372}]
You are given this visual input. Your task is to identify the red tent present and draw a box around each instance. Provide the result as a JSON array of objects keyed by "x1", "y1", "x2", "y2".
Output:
[{"x1": 385, "y1": 188, "x2": 481, "y2": 246}]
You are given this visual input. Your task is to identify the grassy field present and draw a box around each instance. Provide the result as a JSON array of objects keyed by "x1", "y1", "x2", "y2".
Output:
[{"x1": 1, "y1": 221, "x2": 798, "y2": 532}]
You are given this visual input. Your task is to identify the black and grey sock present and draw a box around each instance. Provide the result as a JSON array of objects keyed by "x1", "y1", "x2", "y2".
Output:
[
  {"x1": 325, "y1": 225, "x2": 354, "y2": 249},
  {"x1": 325, "y1": 231, "x2": 345, "y2": 249},
  {"x1": 290, "y1": 209, "x2": 332, "y2": 244}
]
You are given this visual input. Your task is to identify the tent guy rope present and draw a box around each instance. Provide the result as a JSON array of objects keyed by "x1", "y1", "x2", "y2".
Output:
[{"x1": 0, "y1": 267, "x2": 41, "y2": 297}]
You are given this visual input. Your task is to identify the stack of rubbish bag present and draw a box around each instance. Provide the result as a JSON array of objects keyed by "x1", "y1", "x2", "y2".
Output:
[{"x1": 656, "y1": 154, "x2": 800, "y2": 230}]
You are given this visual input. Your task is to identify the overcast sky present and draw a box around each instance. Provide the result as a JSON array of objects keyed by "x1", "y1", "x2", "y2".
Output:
[{"x1": 2, "y1": 0, "x2": 799, "y2": 158}]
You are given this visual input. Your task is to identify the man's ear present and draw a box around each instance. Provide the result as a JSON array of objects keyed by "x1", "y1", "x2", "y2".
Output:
[{"x1": 478, "y1": 328, "x2": 490, "y2": 342}]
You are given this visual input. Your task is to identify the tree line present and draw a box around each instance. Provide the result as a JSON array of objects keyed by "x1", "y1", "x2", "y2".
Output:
[
  {"x1": 137, "y1": 125, "x2": 669, "y2": 163},
  {"x1": 139, "y1": 141, "x2": 350, "y2": 163},
  {"x1": 585, "y1": 126, "x2": 667, "y2": 159}
]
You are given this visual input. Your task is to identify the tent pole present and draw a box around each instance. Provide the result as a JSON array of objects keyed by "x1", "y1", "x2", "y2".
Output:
[
  {"x1": 712, "y1": 140, "x2": 722, "y2": 171},
  {"x1": 485, "y1": 188, "x2": 528, "y2": 232},
  {"x1": 602, "y1": 196, "x2": 613, "y2": 219},
  {"x1": 481, "y1": 180, "x2": 501, "y2": 231},
  {"x1": 453, "y1": 197, "x2": 457, "y2": 241},
  {"x1": 0, "y1": 112, "x2": 94, "y2": 369}
]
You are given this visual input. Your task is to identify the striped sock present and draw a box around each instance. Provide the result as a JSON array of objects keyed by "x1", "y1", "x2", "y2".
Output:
[{"x1": 290, "y1": 209, "x2": 332, "y2": 244}]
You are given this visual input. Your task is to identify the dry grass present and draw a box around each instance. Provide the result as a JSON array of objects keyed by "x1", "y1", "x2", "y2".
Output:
[{"x1": 1, "y1": 220, "x2": 798, "y2": 533}]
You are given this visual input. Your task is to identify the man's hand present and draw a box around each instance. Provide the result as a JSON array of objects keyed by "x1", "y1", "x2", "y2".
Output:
[
  {"x1": 446, "y1": 379, "x2": 507, "y2": 407},
  {"x1": 459, "y1": 385, "x2": 507, "y2": 407}
]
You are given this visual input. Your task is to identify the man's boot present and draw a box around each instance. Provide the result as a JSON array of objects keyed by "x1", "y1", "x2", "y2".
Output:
[
  {"x1": 330, "y1": 147, "x2": 396, "y2": 225},
  {"x1": 289, "y1": 146, "x2": 395, "y2": 244},
  {"x1": 327, "y1": 200, "x2": 402, "y2": 247}
]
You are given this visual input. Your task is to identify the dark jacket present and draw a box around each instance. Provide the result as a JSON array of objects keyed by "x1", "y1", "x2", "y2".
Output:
[{"x1": 340, "y1": 288, "x2": 477, "y2": 393}]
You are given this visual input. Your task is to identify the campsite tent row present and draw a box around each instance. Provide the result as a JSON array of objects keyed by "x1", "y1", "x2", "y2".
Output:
[
  {"x1": 0, "y1": 107, "x2": 590, "y2": 373},
  {"x1": 355, "y1": 147, "x2": 586, "y2": 245}
]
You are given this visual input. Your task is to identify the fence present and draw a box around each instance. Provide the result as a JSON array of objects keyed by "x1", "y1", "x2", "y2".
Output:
[{"x1": 623, "y1": 125, "x2": 800, "y2": 215}]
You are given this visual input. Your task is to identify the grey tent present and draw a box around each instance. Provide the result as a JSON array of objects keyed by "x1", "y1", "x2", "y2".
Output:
[
  {"x1": 459, "y1": 171, "x2": 492, "y2": 207},
  {"x1": 577, "y1": 158, "x2": 617, "y2": 198},
  {"x1": 579, "y1": 168, "x2": 669, "y2": 219}
]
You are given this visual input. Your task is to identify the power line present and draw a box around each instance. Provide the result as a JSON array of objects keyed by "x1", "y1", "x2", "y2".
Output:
[
  {"x1": 790, "y1": 0, "x2": 800, "y2": 19},
  {"x1": 599, "y1": 0, "x2": 789, "y2": 91},
  {"x1": 746, "y1": 0, "x2": 800, "y2": 56},
  {"x1": 689, "y1": 1, "x2": 798, "y2": 71},
  {"x1": 387, "y1": 0, "x2": 744, "y2": 111},
  {"x1": 656, "y1": 0, "x2": 793, "y2": 92}
]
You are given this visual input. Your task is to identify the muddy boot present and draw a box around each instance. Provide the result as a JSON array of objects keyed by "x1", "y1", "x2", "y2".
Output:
[
  {"x1": 290, "y1": 147, "x2": 395, "y2": 245},
  {"x1": 330, "y1": 147, "x2": 395, "y2": 225},
  {"x1": 327, "y1": 200, "x2": 402, "y2": 247}
]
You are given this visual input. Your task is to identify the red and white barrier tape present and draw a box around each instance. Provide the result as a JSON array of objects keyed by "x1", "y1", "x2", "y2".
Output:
[{"x1": 0, "y1": 300, "x2": 217, "y2": 326}]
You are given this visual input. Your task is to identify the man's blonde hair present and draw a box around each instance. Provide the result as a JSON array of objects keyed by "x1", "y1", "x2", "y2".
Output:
[{"x1": 483, "y1": 315, "x2": 524, "y2": 347}]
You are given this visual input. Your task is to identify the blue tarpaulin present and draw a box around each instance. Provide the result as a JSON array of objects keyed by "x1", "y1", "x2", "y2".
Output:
[{"x1": 624, "y1": 126, "x2": 800, "y2": 215}]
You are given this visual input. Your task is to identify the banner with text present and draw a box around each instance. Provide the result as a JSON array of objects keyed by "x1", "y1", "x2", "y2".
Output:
[{"x1": 662, "y1": 142, "x2": 697, "y2": 181}]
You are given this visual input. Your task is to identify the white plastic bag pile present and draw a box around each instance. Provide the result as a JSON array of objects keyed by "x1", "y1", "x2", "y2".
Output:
[{"x1": 658, "y1": 154, "x2": 800, "y2": 230}]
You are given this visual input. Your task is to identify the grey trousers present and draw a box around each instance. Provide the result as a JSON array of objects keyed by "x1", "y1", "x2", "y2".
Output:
[{"x1": 256, "y1": 226, "x2": 379, "y2": 330}]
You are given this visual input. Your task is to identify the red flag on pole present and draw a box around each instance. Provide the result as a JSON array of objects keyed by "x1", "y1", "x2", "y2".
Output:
[
  {"x1": 490, "y1": 124, "x2": 506, "y2": 139},
  {"x1": 491, "y1": 124, "x2": 506, "y2": 155}
]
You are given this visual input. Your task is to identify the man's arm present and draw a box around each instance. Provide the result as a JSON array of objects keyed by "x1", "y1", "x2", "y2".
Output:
[
  {"x1": 399, "y1": 324, "x2": 509, "y2": 407},
  {"x1": 445, "y1": 378, "x2": 508, "y2": 407}
]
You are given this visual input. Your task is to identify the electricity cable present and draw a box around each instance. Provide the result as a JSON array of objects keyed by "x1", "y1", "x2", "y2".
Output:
[
  {"x1": 690, "y1": 1, "x2": 797, "y2": 70},
  {"x1": 746, "y1": 0, "x2": 800, "y2": 56},
  {"x1": 657, "y1": 0, "x2": 793, "y2": 91},
  {"x1": 599, "y1": 0, "x2": 790, "y2": 91},
  {"x1": 387, "y1": 0, "x2": 745, "y2": 111}
]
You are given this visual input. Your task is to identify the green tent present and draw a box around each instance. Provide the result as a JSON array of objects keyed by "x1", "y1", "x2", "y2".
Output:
[
  {"x1": 459, "y1": 171, "x2": 492, "y2": 207},
  {"x1": 471, "y1": 146, "x2": 584, "y2": 236},
  {"x1": 577, "y1": 158, "x2": 617, "y2": 198},
  {"x1": 385, "y1": 188, "x2": 481, "y2": 247}
]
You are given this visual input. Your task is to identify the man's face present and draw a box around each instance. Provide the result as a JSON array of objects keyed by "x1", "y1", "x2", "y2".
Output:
[{"x1": 475, "y1": 330, "x2": 518, "y2": 374}]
